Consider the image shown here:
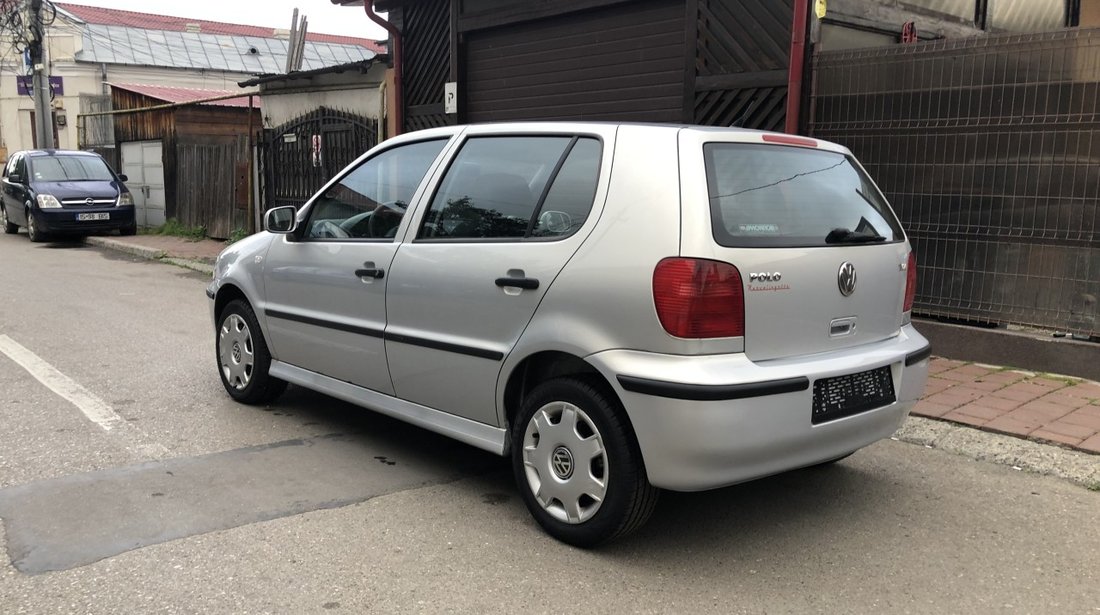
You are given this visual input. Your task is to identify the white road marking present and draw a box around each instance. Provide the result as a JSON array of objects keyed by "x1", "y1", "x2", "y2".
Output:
[{"x1": 0, "y1": 334, "x2": 124, "y2": 431}]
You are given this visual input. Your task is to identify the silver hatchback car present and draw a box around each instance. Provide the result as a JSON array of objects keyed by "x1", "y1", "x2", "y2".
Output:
[{"x1": 208, "y1": 122, "x2": 930, "y2": 546}]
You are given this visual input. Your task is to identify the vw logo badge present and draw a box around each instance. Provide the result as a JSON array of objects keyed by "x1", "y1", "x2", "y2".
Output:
[
  {"x1": 838, "y1": 262, "x2": 857, "y2": 297},
  {"x1": 551, "y1": 446, "x2": 574, "y2": 480},
  {"x1": 85, "y1": 197, "x2": 95, "y2": 206}
]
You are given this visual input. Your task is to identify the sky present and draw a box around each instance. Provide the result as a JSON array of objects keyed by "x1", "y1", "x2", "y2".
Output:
[{"x1": 57, "y1": 0, "x2": 389, "y2": 40}]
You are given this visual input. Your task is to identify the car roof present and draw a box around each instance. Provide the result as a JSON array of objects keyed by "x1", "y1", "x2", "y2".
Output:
[
  {"x1": 381, "y1": 122, "x2": 851, "y2": 156},
  {"x1": 20, "y1": 149, "x2": 104, "y2": 158}
]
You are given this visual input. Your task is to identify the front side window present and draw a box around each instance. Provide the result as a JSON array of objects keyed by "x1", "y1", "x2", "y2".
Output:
[
  {"x1": 704, "y1": 143, "x2": 904, "y2": 248},
  {"x1": 30, "y1": 156, "x2": 114, "y2": 182},
  {"x1": 418, "y1": 136, "x2": 601, "y2": 240},
  {"x1": 303, "y1": 139, "x2": 447, "y2": 240}
]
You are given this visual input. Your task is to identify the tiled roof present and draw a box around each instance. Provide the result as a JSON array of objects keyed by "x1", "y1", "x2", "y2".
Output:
[
  {"x1": 56, "y1": 2, "x2": 385, "y2": 53},
  {"x1": 109, "y1": 83, "x2": 262, "y2": 108}
]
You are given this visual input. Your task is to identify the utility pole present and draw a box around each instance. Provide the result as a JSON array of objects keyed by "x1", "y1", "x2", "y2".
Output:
[{"x1": 28, "y1": 0, "x2": 54, "y2": 149}]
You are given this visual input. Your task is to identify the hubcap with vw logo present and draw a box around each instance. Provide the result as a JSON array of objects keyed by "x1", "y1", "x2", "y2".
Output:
[{"x1": 522, "y1": 401, "x2": 608, "y2": 524}]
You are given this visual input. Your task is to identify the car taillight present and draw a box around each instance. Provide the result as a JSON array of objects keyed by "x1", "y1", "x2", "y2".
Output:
[
  {"x1": 904, "y1": 252, "x2": 917, "y2": 312},
  {"x1": 653, "y1": 257, "x2": 744, "y2": 338}
]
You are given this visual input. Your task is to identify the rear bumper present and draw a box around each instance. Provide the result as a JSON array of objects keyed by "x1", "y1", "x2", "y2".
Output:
[
  {"x1": 33, "y1": 206, "x2": 135, "y2": 234},
  {"x1": 587, "y1": 325, "x2": 930, "y2": 491}
]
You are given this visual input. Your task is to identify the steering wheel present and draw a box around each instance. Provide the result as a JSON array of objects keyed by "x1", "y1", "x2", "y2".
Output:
[
  {"x1": 314, "y1": 220, "x2": 351, "y2": 239},
  {"x1": 367, "y1": 201, "x2": 406, "y2": 238}
]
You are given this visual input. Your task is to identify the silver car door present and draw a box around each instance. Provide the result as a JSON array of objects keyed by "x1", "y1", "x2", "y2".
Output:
[
  {"x1": 262, "y1": 137, "x2": 451, "y2": 394},
  {"x1": 385, "y1": 127, "x2": 613, "y2": 425}
]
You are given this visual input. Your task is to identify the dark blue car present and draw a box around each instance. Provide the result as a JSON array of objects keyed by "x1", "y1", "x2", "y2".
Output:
[{"x1": 1, "y1": 149, "x2": 136, "y2": 242}]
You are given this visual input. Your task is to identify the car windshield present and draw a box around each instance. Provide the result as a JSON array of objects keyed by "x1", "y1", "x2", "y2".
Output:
[{"x1": 30, "y1": 156, "x2": 115, "y2": 182}]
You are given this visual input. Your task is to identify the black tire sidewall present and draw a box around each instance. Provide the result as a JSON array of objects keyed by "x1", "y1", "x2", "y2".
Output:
[{"x1": 510, "y1": 376, "x2": 645, "y2": 547}]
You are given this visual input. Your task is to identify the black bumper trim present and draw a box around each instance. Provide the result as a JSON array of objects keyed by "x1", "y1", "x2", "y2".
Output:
[
  {"x1": 617, "y1": 374, "x2": 810, "y2": 402},
  {"x1": 905, "y1": 344, "x2": 933, "y2": 367}
]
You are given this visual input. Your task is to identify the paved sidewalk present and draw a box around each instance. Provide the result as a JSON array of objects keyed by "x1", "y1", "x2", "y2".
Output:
[
  {"x1": 86, "y1": 233, "x2": 227, "y2": 275},
  {"x1": 84, "y1": 233, "x2": 1100, "y2": 458},
  {"x1": 915, "y1": 358, "x2": 1100, "y2": 454}
]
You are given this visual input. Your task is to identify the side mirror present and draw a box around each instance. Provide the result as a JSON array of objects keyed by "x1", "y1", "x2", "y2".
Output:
[
  {"x1": 7, "y1": 173, "x2": 21, "y2": 183},
  {"x1": 264, "y1": 206, "x2": 298, "y2": 234},
  {"x1": 118, "y1": 173, "x2": 129, "y2": 182}
]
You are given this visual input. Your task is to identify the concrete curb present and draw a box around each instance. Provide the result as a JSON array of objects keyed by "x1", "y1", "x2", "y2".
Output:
[
  {"x1": 896, "y1": 416, "x2": 1100, "y2": 490},
  {"x1": 87, "y1": 236, "x2": 214, "y2": 276}
]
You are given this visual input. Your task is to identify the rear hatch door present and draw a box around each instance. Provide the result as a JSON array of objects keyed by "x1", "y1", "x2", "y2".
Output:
[{"x1": 678, "y1": 131, "x2": 911, "y2": 362}]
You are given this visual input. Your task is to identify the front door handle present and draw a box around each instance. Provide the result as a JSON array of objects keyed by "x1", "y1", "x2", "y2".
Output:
[
  {"x1": 355, "y1": 267, "x2": 384, "y2": 279},
  {"x1": 495, "y1": 277, "x2": 539, "y2": 290}
]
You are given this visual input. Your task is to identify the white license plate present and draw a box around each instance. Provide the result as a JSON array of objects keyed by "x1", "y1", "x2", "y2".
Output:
[{"x1": 76, "y1": 213, "x2": 110, "y2": 221}]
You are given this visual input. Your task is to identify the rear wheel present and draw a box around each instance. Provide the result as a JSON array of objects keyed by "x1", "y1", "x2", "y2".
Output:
[
  {"x1": 511, "y1": 376, "x2": 658, "y2": 547},
  {"x1": 1, "y1": 206, "x2": 16, "y2": 234},
  {"x1": 216, "y1": 299, "x2": 287, "y2": 405}
]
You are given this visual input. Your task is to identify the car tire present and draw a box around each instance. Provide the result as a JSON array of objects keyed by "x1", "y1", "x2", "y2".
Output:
[
  {"x1": 25, "y1": 208, "x2": 45, "y2": 243},
  {"x1": 119, "y1": 222, "x2": 137, "y2": 236},
  {"x1": 511, "y1": 376, "x2": 659, "y2": 547},
  {"x1": 216, "y1": 299, "x2": 287, "y2": 405},
  {"x1": 1, "y1": 206, "x2": 16, "y2": 234}
]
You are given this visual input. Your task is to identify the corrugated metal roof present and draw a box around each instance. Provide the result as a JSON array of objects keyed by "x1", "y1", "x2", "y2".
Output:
[
  {"x1": 108, "y1": 83, "x2": 262, "y2": 108},
  {"x1": 76, "y1": 24, "x2": 376, "y2": 73},
  {"x1": 57, "y1": 2, "x2": 385, "y2": 53}
]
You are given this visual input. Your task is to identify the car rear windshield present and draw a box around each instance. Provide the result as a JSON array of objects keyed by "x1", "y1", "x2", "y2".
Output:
[
  {"x1": 30, "y1": 156, "x2": 114, "y2": 182},
  {"x1": 704, "y1": 143, "x2": 904, "y2": 248}
]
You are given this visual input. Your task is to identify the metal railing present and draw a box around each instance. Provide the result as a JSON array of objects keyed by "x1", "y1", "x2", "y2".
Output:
[{"x1": 809, "y1": 29, "x2": 1100, "y2": 336}]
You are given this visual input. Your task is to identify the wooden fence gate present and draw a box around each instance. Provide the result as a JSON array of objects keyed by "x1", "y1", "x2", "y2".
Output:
[{"x1": 259, "y1": 107, "x2": 378, "y2": 211}]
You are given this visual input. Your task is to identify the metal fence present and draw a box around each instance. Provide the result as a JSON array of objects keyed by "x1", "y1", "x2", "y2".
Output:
[{"x1": 809, "y1": 29, "x2": 1100, "y2": 336}]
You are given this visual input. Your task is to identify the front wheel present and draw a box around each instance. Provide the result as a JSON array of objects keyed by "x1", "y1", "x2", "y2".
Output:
[
  {"x1": 216, "y1": 299, "x2": 287, "y2": 405},
  {"x1": 119, "y1": 222, "x2": 137, "y2": 236},
  {"x1": 25, "y1": 208, "x2": 45, "y2": 243},
  {"x1": 1, "y1": 206, "x2": 16, "y2": 234},
  {"x1": 511, "y1": 376, "x2": 658, "y2": 547}
]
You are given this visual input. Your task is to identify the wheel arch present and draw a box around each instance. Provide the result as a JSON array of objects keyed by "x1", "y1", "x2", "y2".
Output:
[
  {"x1": 214, "y1": 282, "x2": 250, "y2": 323},
  {"x1": 502, "y1": 350, "x2": 640, "y2": 455}
]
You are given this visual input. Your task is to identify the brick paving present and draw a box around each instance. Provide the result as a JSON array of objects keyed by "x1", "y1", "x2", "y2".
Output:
[
  {"x1": 915, "y1": 357, "x2": 1100, "y2": 455},
  {"x1": 89, "y1": 236, "x2": 1100, "y2": 457}
]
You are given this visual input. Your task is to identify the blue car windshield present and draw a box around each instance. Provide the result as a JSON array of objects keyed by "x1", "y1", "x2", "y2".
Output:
[{"x1": 30, "y1": 156, "x2": 114, "y2": 182}]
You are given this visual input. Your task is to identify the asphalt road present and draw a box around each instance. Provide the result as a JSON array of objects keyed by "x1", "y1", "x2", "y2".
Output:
[{"x1": 0, "y1": 233, "x2": 1097, "y2": 614}]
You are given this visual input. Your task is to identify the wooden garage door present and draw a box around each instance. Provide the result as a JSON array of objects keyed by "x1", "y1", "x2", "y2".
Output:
[{"x1": 465, "y1": 1, "x2": 685, "y2": 123}]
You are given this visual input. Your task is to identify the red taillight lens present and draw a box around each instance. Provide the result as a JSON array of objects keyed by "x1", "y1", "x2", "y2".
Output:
[
  {"x1": 904, "y1": 251, "x2": 917, "y2": 312},
  {"x1": 653, "y1": 258, "x2": 744, "y2": 338}
]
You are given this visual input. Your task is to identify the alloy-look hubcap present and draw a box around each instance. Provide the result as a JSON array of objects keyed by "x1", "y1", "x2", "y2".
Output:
[
  {"x1": 522, "y1": 402, "x2": 608, "y2": 524},
  {"x1": 219, "y1": 314, "x2": 255, "y2": 390}
]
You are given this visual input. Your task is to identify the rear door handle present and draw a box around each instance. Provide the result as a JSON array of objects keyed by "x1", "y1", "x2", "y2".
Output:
[
  {"x1": 355, "y1": 268, "x2": 384, "y2": 279},
  {"x1": 495, "y1": 277, "x2": 539, "y2": 290}
]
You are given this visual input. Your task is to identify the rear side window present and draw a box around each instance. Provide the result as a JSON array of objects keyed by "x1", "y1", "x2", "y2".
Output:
[
  {"x1": 419, "y1": 136, "x2": 601, "y2": 240},
  {"x1": 704, "y1": 143, "x2": 903, "y2": 248},
  {"x1": 30, "y1": 156, "x2": 114, "y2": 182}
]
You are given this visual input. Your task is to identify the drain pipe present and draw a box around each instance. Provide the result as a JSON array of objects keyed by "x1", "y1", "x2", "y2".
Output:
[
  {"x1": 364, "y1": 1, "x2": 403, "y2": 136},
  {"x1": 784, "y1": 0, "x2": 810, "y2": 134}
]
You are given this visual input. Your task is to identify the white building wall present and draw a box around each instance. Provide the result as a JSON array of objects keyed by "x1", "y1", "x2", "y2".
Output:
[
  {"x1": 261, "y1": 84, "x2": 383, "y2": 129},
  {"x1": 0, "y1": 23, "x2": 257, "y2": 158}
]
